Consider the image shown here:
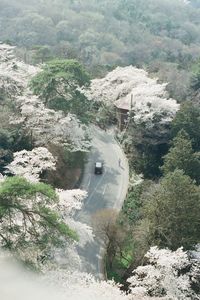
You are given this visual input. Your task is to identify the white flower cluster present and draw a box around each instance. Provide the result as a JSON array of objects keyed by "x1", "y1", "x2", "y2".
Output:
[
  {"x1": 0, "y1": 43, "x2": 91, "y2": 151},
  {"x1": 0, "y1": 43, "x2": 39, "y2": 98},
  {"x1": 0, "y1": 44, "x2": 94, "y2": 272},
  {"x1": 85, "y1": 66, "x2": 179, "y2": 126},
  {"x1": 0, "y1": 244, "x2": 199, "y2": 300},
  {"x1": 128, "y1": 246, "x2": 200, "y2": 299},
  {"x1": 55, "y1": 188, "x2": 95, "y2": 262},
  {"x1": 56, "y1": 188, "x2": 87, "y2": 216},
  {"x1": 12, "y1": 94, "x2": 91, "y2": 151},
  {"x1": 43, "y1": 269, "x2": 131, "y2": 300},
  {"x1": 6, "y1": 147, "x2": 56, "y2": 182}
]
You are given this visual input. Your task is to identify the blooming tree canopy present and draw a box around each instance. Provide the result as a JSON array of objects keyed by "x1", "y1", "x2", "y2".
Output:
[
  {"x1": 0, "y1": 43, "x2": 91, "y2": 151},
  {"x1": 128, "y1": 246, "x2": 200, "y2": 299},
  {"x1": 84, "y1": 66, "x2": 179, "y2": 126},
  {"x1": 0, "y1": 176, "x2": 80, "y2": 266},
  {"x1": 6, "y1": 147, "x2": 56, "y2": 182},
  {"x1": 0, "y1": 44, "x2": 95, "y2": 280},
  {"x1": 11, "y1": 94, "x2": 91, "y2": 151}
]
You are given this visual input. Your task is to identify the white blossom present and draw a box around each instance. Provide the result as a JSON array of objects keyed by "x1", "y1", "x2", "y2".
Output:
[
  {"x1": 0, "y1": 246, "x2": 199, "y2": 300},
  {"x1": 128, "y1": 246, "x2": 200, "y2": 299},
  {"x1": 56, "y1": 188, "x2": 87, "y2": 216},
  {"x1": 84, "y1": 66, "x2": 179, "y2": 126},
  {"x1": 129, "y1": 173, "x2": 144, "y2": 187},
  {"x1": 11, "y1": 94, "x2": 91, "y2": 151},
  {"x1": 42, "y1": 269, "x2": 132, "y2": 300},
  {"x1": 55, "y1": 189, "x2": 94, "y2": 252},
  {"x1": 6, "y1": 147, "x2": 56, "y2": 182},
  {"x1": 0, "y1": 44, "x2": 39, "y2": 98},
  {"x1": 0, "y1": 44, "x2": 91, "y2": 151},
  {"x1": 0, "y1": 173, "x2": 6, "y2": 182},
  {"x1": 0, "y1": 252, "x2": 134, "y2": 300}
]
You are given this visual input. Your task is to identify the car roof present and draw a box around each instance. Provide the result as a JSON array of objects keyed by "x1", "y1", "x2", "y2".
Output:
[{"x1": 95, "y1": 162, "x2": 102, "y2": 167}]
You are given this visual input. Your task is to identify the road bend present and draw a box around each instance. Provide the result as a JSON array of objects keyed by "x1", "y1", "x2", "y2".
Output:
[{"x1": 74, "y1": 126, "x2": 129, "y2": 279}]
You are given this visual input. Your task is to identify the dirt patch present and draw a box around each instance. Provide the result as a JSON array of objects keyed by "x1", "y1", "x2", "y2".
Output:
[{"x1": 41, "y1": 144, "x2": 85, "y2": 189}]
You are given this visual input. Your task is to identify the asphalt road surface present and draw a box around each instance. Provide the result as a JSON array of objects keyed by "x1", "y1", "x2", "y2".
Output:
[{"x1": 75, "y1": 126, "x2": 129, "y2": 279}]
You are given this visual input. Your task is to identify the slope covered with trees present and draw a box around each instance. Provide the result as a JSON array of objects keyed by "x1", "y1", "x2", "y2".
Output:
[
  {"x1": 0, "y1": 1, "x2": 200, "y2": 299},
  {"x1": 0, "y1": 43, "x2": 95, "y2": 273},
  {"x1": 0, "y1": 0, "x2": 200, "y2": 100}
]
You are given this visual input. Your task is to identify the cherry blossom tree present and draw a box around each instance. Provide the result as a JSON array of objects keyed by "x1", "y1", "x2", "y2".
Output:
[
  {"x1": 0, "y1": 245, "x2": 200, "y2": 300},
  {"x1": 6, "y1": 147, "x2": 56, "y2": 182},
  {"x1": 0, "y1": 252, "x2": 139, "y2": 300},
  {"x1": 84, "y1": 66, "x2": 179, "y2": 127},
  {"x1": 11, "y1": 94, "x2": 91, "y2": 151},
  {"x1": 0, "y1": 44, "x2": 95, "y2": 277},
  {"x1": 128, "y1": 246, "x2": 200, "y2": 299},
  {"x1": 0, "y1": 44, "x2": 39, "y2": 99},
  {"x1": 0, "y1": 44, "x2": 91, "y2": 151}
]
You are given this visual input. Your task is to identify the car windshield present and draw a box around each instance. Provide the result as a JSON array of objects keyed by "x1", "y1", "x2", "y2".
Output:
[{"x1": 95, "y1": 162, "x2": 102, "y2": 168}]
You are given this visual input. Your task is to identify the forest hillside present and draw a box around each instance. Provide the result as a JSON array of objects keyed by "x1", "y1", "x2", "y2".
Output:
[
  {"x1": 0, "y1": 0, "x2": 200, "y2": 100},
  {"x1": 0, "y1": 0, "x2": 200, "y2": 299}
]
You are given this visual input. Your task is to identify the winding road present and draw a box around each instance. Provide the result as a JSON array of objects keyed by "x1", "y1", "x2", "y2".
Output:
[{"x1": 75, "y1": 126, "x2": 129, "y2": 279}]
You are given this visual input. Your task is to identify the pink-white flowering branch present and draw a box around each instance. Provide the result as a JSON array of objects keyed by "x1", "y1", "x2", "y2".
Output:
[
  {"x1": 56, "y1": 188, "x2": 87, "y2": 216},
  {"x1": 56, "y1": 189, "x2": 94, "y2": 248},
  {"x1": 6, "y1": 147, "x2": 56, "y2": 182},
  {"x1": 128, "y1": 246, "x2": 200, "y2": 299},
  {"x1": 11, "y1": 94, "x2": 91, "y2": 151},
  {"x1": 0, "y1": 44, "x2": 91, "y2": 151},
  {"x1": 84, "y1": 66, "x2": 179, "y2": 126}
]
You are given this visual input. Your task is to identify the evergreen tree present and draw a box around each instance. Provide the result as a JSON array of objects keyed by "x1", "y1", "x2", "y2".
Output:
[
  {"x1": 142, "y1": 170, "x2": 200, "y2": 250},
  {"x1": 161, "y1": 129, "x2": 200, "y2": 183},
  {"x1": 0, "y1": 176, "x2": 77, "y2": 255},
  {"x1": 30, "y1": 59, "x2": 91, "y2": 123},
  {"x1": 171, "y1": 102, "x2": 200, "y2": 151}
]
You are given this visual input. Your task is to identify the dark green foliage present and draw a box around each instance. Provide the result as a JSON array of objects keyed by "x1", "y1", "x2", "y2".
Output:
[
  {"x1": 190, "y1": 61, "x2": 200, "y2": 104},
  {"x1": 106, "y1": 243, "x2": 133, "y2": 283},
  {"x1": 191, "y1": 63, "x2": 200, "y2": 92},
  {"x1": 0, "y1": 176, "x2": 78, "y2": 252},
  {"x1": 0, "y1": 148, "x2": 13, "y2": 174},
  {"x1": 63, "y1": 150, "x2": 86, "y2": 169},
  {"x1": 121, "y1": 183, "x2": 144, "y2": 225},
  {"x1": 125, "y1": 121, "x2": 170, "y2": 179},
  {"x1": 161, "y1": 129, "x2": 200, "y2": 183},
  {"x1": 105, "y1": 181, "x2": 152, "y2": 281},
  {"x1": 142, "y1": 170, "x2": 200, "y2": 250},
  {"x1": 0, "y1": 127, "x2": 33, "y2": 173},
  {"x1": 171, "y1": 102, "x2": 200, "y2": 151},
  {"x1": 48, "y1": 91, "x2": 92, "y2": 124},
  {"x1": 132, "y1": 143, "x2": 168, "y2": 179},
  {"x1": 30, "y1": 59, "x2": 90, "y2": 101},
  {"x1": 0, "y1": 126, "x2": 33, "y2": 152},
  {"x1": 30, "y1": 59, "x2": 91, "y2": 123}
]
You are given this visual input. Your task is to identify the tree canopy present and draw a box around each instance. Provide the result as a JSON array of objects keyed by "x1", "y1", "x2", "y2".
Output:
[
  {"x1": 171, "y1": 102, "x2": 200, "y2": 151},
  {"x1": 0, "y1": 0, "x2": 199, "y2": 98},
  {"x1": 161, "y1": 129, "x2": 200, "y2": 183},
  {"x1": 30, "y1": 59, "x2": 91, "y2": 122},
  {"x1": 142, "y1": 169, "x2": 200, "y2": 250},
  {"x1": 0, "y1": 176, "x2": 78, "y2": 261}
]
